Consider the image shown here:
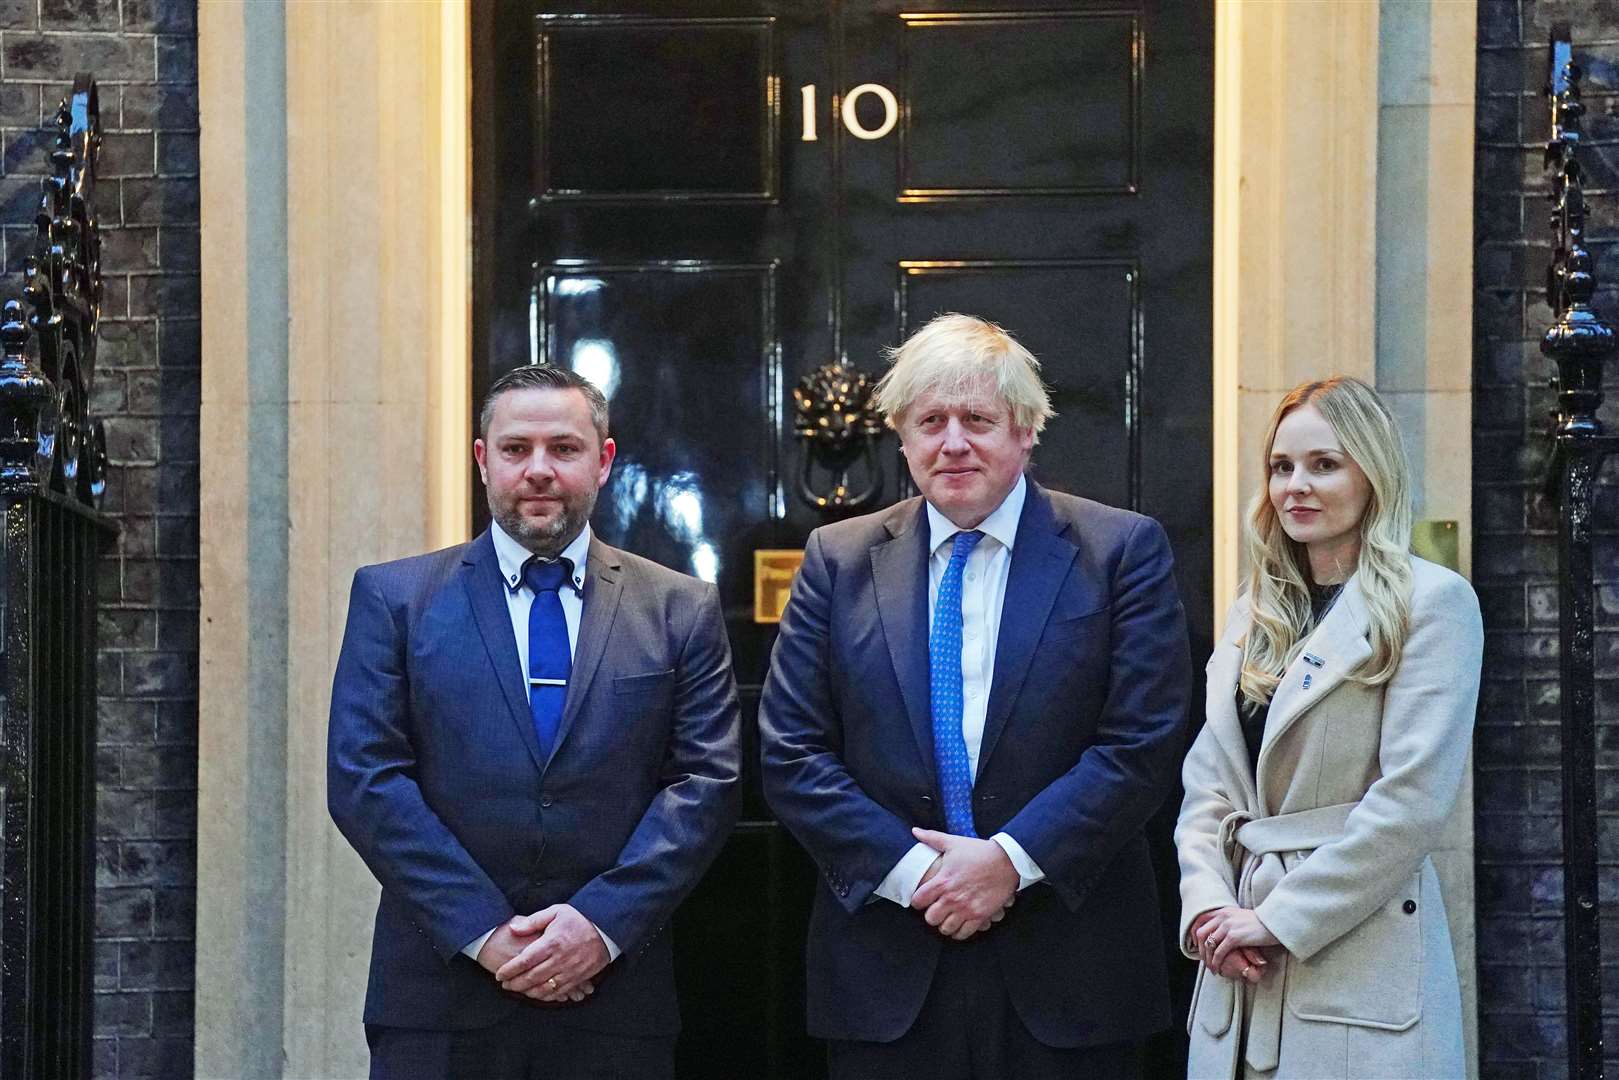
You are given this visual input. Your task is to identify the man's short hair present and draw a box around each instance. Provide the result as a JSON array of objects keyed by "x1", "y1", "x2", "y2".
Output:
[
  {"x1": 873, "y1": 313, "x2": 1054, "y2": 442},
  {"x1": 479, "y1": 364, "x2": 610, "y2": 443}
]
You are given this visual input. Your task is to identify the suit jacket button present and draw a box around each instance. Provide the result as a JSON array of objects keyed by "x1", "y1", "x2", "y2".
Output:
[
  {"x1": 540, "y1": 797, "x2": 554, "y2": 808},
  {"x1": 1402, "y1": 900, "x2": 1417, "y2": 914}
]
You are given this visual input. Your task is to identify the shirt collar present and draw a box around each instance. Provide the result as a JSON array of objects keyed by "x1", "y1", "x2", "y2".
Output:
[
  {"x1": 925, "y1": 473, "x2": 1026, "y2": 557},
  {"x1": 491, "y1": 520, "x2": 591, "y2": 594}
]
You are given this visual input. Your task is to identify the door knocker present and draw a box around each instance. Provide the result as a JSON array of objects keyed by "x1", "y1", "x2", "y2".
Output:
[{"x1": 792, "y1": 361, "x2": 885, "y2": 513}]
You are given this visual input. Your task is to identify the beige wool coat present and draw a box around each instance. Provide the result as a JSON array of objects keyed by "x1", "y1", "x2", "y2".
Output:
[{"x1": 1177, "y1": 558, "x2": 1483, "y2": 1080}]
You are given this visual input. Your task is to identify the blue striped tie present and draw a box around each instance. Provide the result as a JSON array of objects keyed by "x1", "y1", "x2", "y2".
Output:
[
  {"x1": 930, "y1": 530, "x2": 983, "y2": 836},
  {"x1": 523, "y1": 557, "x2": 574, "y2": 759}
]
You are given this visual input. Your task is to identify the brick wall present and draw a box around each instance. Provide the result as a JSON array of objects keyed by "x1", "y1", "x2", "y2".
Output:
[
  {"x1": 1475, "y1": 3, "x2": 1619, "y2": 1078},
  {"x1": 0, "y1": 1, "x2": 199, "y2": 1077}
]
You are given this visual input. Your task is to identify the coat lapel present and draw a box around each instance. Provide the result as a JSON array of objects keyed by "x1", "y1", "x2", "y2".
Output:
[
  {"x1": 1204, "y1": 631, "x2": 1261, "y2": 807},
  {"x1": 462, "y1": 531, "x2": 548, "y2": 772},
  {"x1": 1255, "y1": 574, "x2": 1373, "y2": 800},
  {"x1": 549, "y1": 537, "x2": 624, "y2": 767},
  {"x1": 978, "y1": 485, "x2": 1077, "y2": 773},
  {"x1": 870, "y1": 500, "x2": 936, "y2": 773}
]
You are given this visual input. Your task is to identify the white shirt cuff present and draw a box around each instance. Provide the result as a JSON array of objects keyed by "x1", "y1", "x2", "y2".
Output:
[
  {"x1": 874, "y1": 842, "x2": 942, "y2": 907},
  {"x1": 462, "y1": 926, "x2": 497, "y2": 961},
  {"x1": 461, "y1": 921, "x2": 620, "y2": 963},
  {"x1": 990, "y1": 832, "x2": 1045, "y2": 890},
  {"x1": 596, "y1": 924, "x2": 622, "y2": 962}
]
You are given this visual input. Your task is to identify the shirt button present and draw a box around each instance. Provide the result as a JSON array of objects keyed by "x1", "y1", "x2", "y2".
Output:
[
  {"x1": 541, "y1": 797, "x2": 554, "y2": 808},
  {"x1": 966, "y1": 572, "x2": 977, "y2": 582}
]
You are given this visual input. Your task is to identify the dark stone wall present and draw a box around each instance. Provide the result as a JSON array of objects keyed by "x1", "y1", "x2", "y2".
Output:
[
  {"x1": 0, "y1": 1, "x2": 199, "y2": 1077},
  {"x1": 1475, "y1": 3, "x2": 1619, "y2": 1078}
]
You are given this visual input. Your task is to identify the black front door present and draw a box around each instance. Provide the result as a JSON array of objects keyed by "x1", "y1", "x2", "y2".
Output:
[{"x1": 472, "y1": 3, "x2": 1212, "y2": 1075}]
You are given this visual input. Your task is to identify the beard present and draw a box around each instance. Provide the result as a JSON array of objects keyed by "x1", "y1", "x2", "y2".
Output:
[{"x1": 489, "y1": 483, "x2": 598, "y2": 558}]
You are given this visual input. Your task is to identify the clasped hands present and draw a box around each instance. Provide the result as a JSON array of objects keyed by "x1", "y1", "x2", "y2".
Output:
[
  {"x1": 477, "y1": 903, "x2": 609, "y2": 1004},
  {"x1": 909, "y1": 827, "x2": 1018, "y2": 942},
  {"x1": 1189, "y1": 906, "x2": 1279, "y2": 986}
]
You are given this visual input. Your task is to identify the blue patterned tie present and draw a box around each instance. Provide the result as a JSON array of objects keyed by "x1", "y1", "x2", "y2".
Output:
[
  {"x1": 523, "y1": 557, "x2": 574, "y2": 759},
  {"x1": 930, "y1": 530, "x2": 984, "y2": 837}
]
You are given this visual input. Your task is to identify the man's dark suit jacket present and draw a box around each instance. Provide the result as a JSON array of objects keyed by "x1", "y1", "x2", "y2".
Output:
[
  {"x1": 328, "y1": 529, "x2": 741, "y2": 1036},
  {"x1": 759, "y1": 482, "x2": 1191, "y2": 1048}
]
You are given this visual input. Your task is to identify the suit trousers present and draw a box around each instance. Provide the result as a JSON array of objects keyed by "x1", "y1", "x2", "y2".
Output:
[
  {"x1": 826, "y1": 934, "x2": 1143, "y2": 1080},
  {"x1": 366, "y1": 1013, "x2": 676, "y2": 1080}
]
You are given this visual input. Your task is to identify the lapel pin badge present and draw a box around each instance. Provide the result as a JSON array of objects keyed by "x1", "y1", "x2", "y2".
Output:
[
  {"x1": 1302, "y1": 672, "x2": 1313, "y2": 690},
  {"x1": 1303, "y1": 653, "x2": 1324, "y2": 668}
]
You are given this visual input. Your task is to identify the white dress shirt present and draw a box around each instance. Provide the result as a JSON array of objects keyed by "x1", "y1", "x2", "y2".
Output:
[
  {"x1": 874, "y1": 475, "x2": 1047, "y2": 907},
  {"x1": 462, "y1": 521, "x2": 621, "y2": 962}
]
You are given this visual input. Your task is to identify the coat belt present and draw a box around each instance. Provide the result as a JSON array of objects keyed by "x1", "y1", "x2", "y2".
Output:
[{"x1": 1214, "y1": 801, "x2": 1358, "y2": 1073}]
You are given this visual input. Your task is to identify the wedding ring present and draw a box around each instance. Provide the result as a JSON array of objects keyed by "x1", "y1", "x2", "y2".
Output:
[
  {"x1": 1241, "y1": 965, "x2": 1252, "y2": 979},
  {"x1": 547, "y1": 977, "x2": 559, "y2": 991}
]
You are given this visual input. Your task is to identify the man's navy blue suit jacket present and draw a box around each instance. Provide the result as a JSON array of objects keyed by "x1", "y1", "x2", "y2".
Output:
[
  {"x1": 328, "y1": 529, "x2": 742, "y2": 1035},
  {"x1": 759, "y1": 482, "x2": 1192, "y2": 1048}
]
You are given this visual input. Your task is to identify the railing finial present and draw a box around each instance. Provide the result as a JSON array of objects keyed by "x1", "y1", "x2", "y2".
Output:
[
  {"x1": 1543, "y1": 22, "x2": 1616, "y2": 440},
  {"x1": 0, "y1": 73, "x2": 106, "y2": 504}
]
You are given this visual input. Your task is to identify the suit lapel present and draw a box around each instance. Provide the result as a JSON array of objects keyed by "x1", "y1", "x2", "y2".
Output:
[
  {"x1": 870, "y1": 500, "x2": 936, "y2": 772},
  {"x1": 979, "y1": 485, "x2": 1078, "y2": 774},
  {"x1": 462, "y1": 531, "x2": 548, "y2": 772},
  {"x1": 1255, "y1": 575, "x2": 1373, "y2": 802},
  {"x1": 549, "y1": 537, "x2": 624, "y2": 767}
]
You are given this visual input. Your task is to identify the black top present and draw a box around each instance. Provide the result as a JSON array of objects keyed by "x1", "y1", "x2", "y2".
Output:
[{"x1": 1237, "y1": 582, "x2": 1343, "y2": 776}]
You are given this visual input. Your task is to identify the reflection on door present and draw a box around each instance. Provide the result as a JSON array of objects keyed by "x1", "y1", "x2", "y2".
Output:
[{"x1": 474, "y1": 3, "x2": 1212, "y2": 1076}]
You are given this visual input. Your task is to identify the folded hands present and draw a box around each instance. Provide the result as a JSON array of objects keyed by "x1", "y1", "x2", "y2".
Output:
[
  {"x1": 909, "y1": 827, "x2": 1018, "y2": 941},
  {"x1": 1189, "y1": 906, "x2": 1279, "y2": 984},
  {"x1": 477, "y1": 904, "x2": 609, "y2": 1004}
]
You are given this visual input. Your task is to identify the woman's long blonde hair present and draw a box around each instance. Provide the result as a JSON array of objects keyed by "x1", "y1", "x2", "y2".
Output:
[{"x1": 1239, "y1": 377, "x2": 1413, "y2": 708}]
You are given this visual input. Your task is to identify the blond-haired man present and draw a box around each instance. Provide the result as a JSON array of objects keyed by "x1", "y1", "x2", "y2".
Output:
[{"x1": 760, "y1": 314, "x2": 1191, "y2": 1078}]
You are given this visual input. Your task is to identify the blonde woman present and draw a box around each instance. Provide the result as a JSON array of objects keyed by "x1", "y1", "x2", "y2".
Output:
[{"x1": 1175, "y1": 377, "x2": 1482, "y2": 1079}]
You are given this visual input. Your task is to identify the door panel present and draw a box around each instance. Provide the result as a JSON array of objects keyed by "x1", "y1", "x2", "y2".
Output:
[
  {"x1": 536, "y1": 16, "x2": 779, "y2": 201},
  {"x1": 896, "y1": 11, "x2": 1138, "y2": 198},
  {"x1": 473, "y1": 4, "x2": 1212, "y2": 1075}
]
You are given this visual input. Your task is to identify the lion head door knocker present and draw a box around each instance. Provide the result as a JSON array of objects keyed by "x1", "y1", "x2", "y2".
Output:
[{"x1": 792, "y1": 361, "x2": 885, "y2": 513}]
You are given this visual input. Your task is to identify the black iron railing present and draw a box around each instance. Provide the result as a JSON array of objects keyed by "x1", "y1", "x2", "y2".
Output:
[
  {"x1": 1541, "y1": 25, "x2": 1616, "y2": 1080},
  {"x1": 0, "y1": 74, "x2": 115, "y2": 1080}
]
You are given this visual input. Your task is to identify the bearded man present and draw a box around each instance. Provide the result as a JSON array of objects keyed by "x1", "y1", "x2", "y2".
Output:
[{"x1": 328, "y1": 364, "x2": 742, "y2": 1079}]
